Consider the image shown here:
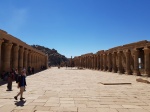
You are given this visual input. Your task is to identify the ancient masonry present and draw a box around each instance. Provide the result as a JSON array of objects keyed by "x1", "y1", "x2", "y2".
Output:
[
  {"x1": 0, "y1": 30, "x2": 48, "y2": 74},
  {"x1": 73, "y1": 40, "x2": 150, "y2": 77}
]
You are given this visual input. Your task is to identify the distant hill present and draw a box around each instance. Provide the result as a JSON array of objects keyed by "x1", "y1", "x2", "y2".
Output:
[{"x1": 31, "y1": 45, "x2": 69, "y2": 66}]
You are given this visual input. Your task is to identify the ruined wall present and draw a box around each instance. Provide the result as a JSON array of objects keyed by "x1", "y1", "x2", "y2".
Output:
[{"x1": 73, "y1": 40, "x2": 150, "y2": 77}]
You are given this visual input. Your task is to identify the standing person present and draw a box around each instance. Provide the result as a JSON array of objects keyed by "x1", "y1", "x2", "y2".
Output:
[
  {"x1": 28, "y1": 66, "x2": 31, "y2": 75},
  {"x1": 14, "y1": 70, "x2": 27, "y2": 101},
  {"x1": 32, "y1": 67, "x2": 34, "y2": 74},
  {"x1": 15, "y1": 68, "x2": 19, "y2": 83},
  {"x1": 7, "y1": 69, "x2": 14, "y2": 91}
]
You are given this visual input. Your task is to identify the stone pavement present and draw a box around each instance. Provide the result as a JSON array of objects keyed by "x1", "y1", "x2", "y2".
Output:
[{"x1": 0, "y1": 67, "x2": 150, "y2": 112}]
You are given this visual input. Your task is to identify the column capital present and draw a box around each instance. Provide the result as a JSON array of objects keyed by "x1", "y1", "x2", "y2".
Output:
[
  {"x1": 24, "y1": 49, "x2": 29, "y2": 54},
  {"x1": 4, "y1": 42, "x2": 13, "y2": 50},
  {"x1": 19, "y1": 47, "x2": 24, "y2": 53},
  {"x1": 13, "y1": 45, "x2": 19, "y2": 52},
  {"x1": 0, "y1": 39, "x2": 4, "y2": 44},
  {"x1": 143, "y1": 47, "x2": 150, "y2": 53},
  {"x1": 124, "y1": 49, "x2": 130, "y2": 53}
]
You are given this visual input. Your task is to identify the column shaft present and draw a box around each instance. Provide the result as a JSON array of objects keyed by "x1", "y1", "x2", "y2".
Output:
[
  {"x1": 144, "y1": 48, "x2": 150, "y2": 76},
  {"x1": 125, "y1": 50, "x2": 131, "y2": 75},
  {"x1": 0, "y1": 39, "x2": 4, "y2": 73},
  {"x1": 12, "y1": 45, "x2": 19, "y2": 69},
  {"x1": 117, "y1": 51, "x2": 123, "y2": 74},
  {"x1": 133, "y1": 49, "x2": 140, "y2": 76},
  {"x1": 18, "y1": 47, "x2": 24, "y2": 73},
  {"x1": 3, "y1": 43, "x2": 13, "y2": 71}
]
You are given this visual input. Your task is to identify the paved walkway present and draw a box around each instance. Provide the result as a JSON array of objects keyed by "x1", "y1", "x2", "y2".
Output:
[{"x1": 0, "y1": 67, "x2": 150, "y2": 112}]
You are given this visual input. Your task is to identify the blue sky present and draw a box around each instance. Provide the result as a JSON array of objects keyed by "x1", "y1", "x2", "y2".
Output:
[{"x1": 0, "y1": 0, "x2": 150, "y2": 58}]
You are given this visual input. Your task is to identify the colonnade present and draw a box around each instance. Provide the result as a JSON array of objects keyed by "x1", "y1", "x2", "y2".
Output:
[
  {"x1": 73, "y1": 40, "x2": 150, "y2": 77},
  {"x1": 0, "y1": 30, "x2": 48, "y2": 74}
]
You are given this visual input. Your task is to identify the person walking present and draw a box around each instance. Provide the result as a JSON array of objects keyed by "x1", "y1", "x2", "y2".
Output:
[{"x1": 14, "y1": 70, "x2": 27, "y2": 101}]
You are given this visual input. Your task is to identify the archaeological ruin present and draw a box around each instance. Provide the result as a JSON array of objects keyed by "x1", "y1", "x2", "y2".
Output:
[
  {"x1": 0, "y1": 29, "x2": 48, "y2": 75},
  {"x1": 73, "y1": 40, "x2": 150, "y2": 77}
]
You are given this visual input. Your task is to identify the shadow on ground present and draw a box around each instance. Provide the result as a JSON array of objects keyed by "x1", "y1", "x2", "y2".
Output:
[{"x1": 14, "y1": 100, "x2": 26, "y2": 106}]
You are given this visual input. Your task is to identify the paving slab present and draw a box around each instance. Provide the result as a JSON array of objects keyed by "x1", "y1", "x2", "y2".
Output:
[{"x1": 0, "y1": 67, "x2": 150, "y2": 112}]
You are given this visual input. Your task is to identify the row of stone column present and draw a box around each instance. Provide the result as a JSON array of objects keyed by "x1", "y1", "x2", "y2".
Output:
[
  {"x1": 73, "y1": 48, "x2": 150, "y2": 77},
  {"x1": 0, "y1": 39, "x2": 48, "y2": 74}
]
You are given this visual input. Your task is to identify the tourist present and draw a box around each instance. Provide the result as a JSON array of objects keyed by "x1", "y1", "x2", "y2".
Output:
[
  {"x1": 28, "y1": 66, "x2": 31, "y2": 75},
  {"x1": 32, "y1": 67, "x2": 34, "y2": 74},
  {"x1": 7, "y1": 69, "x2": 14, "y2": 91},
  {"x1": 14, "y1": 70, "x2": 27, "y2": 101},
  {"x1": 15, "y1": 68, "x2": 19, "y2": 83}
]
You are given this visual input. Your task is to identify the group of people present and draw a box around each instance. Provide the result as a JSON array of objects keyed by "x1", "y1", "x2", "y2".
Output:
[
  {"x1": 27, "y1": 66, "x2": 35, "y2": 75},
  {"x1": 0, "y1": 65, "x2": 46, "y2": 101},
  {"x1": 0, "y1": 68, "x2": 27, "y2": 101}
]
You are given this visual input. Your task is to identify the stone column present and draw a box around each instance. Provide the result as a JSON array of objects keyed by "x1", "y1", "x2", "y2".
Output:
[
  {"x1": 3, "y1": 42, "x2": 13, "y2": 71},
  {"x1": 100, "y1": 54, "x2": 103, "y2": 70},
  {"x1": 117, "y1": 51, "x2": 123, "y2": 74},
  {"x1": 12, "y1": 45, "x2": 19, "y2": 69},
  {"x1": 28, "y1": 51, "x2": 32, "y2": 67},
  {"x1": 125, "y1": 50, "x2": 131, "y2": 75},
  {"x1": 45, "y1": 54, "x2": 48, "y2": 69},
  {"x1": 95, "y1": 55, "x2": 97, "y2": 69},
  {"x1": 112, "y1": 52, "x2": 117, "y2": 73},
  {"x1": 107, "y1": 53, "x2": 111, "y2": 72},
  {"x1": 144, "y1": 47, "x2": 150, "y2": 76},
  {"x1": 87, "y1": 56, "x2": 89, "y2": 69},
  {"x1": 103, "y1": 53, "x2": 107, "y2": 71},
  {"x1": 133, "y1": 49, "x2": 140, "y2": 76},
  {"x1": 18, "y1": 47, "x2": 24, "y2": 73},
  {"x1": 93, "y1": 55, "x2": 95, "y2": 69},
  {"x1": 37, "y1": 54, "x2": 41, "y2": 71},
  {"x1": 97, "y1": 54, "x2": 100, "y2": 70},
  {"x1": 0, "y1": 39, "x2": 4, "y2": 73},
  {"x1": 23, "y1": 49, "x2": 28, "y2": 70}
]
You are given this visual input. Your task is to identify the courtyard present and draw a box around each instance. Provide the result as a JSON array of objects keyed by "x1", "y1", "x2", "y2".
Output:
[{"x1": 0, "y1": 67, "x2": 150, "y2": 112}]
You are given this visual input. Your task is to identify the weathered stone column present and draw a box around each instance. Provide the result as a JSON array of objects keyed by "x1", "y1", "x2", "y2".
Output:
[
  {"x1": 28, "y1": 51, "x2": 32, "y2": 67},
  {"x1": 3, "y1": 42, "x2": 13, "y2": 71},
  {"x1": 45, "y1": 54, "x2": 48, "y2": 69},
  {"x1": 112, "y1": 52, "x2": 117, "y2": 73},
  {"x1": 32, "y1": 52, "x2": 35, "y2": 70},
  {"x1": 91, "y1": 56, "x2": 93, "y2": 69},
  {"x1": 94, "y1": 55, "x2": 97, "y2": 69},
  {"x1": 144, "y1": 47, "x2": 150, "y2": 76},
  {"x1": 103, "y1": 53, "x2": 107, "y2": 71},
  {"x1": 31, "y1": 52, "x2": 34, "y2": 67},
  {"x1": 23, "y1": 49, "x2": 28, "y2": 70},
  {"x1": 125, "y1": 49, "x2": 131, "y2": 75},
  {"x1": 0, "y1": 39, "x2": 4, "y2": 73},
  {"x1": 18, "y1": 47, "x2": 24, "y2": 73},
  {"x1": 107, "y1": 53, "x2": 111, "y2": 72},
  {"x1": 87, "y1": 56, "x2": 89, "y2": 68},
  {"x1": 37, "y1": 55, "x2": 40, "y2": 70},
  {"x1": 100, "y1": 53, "x2": 103, "y2": 70},
  {"x1": 12, "y1": 45, "x2": 19, "y2": 69},
  {"x1": 117, "y1": 51, "x2": 123, "y2": 74},
  {"x1": 97, "y1": 54, "x2": 100, "y2": 70},
  {"x1": 133, "y1": 49, "x2": 140, "y2": 76},
  {"x1": 93, "y1": 55, "x2": 95, "y2": 69}
]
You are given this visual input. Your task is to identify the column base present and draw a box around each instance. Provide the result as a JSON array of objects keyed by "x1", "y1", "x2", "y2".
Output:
[
  {"x1": 133, "y1": 71, "x2": 141, "y2": 76},
  {"x1": 117, "y1": 71, "x2": 123, "y2": 74},
  {"x1": 113, "y1": 69, "x2": 117, "y2": 73},
  {"x1": 125, "y1": 71, "x2": 132, "y2": 75},
  {"x1": 143, "y1": 72, "x2": 150, "y2": 77}
]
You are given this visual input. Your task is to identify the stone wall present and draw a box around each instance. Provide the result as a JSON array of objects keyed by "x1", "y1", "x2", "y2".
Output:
[
  {"x1": 0, "y1": 30, "x2": 48, "y2": 74},
  {"x1": 73, "y1": 40, "x2": 150, "y2": 77}
]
